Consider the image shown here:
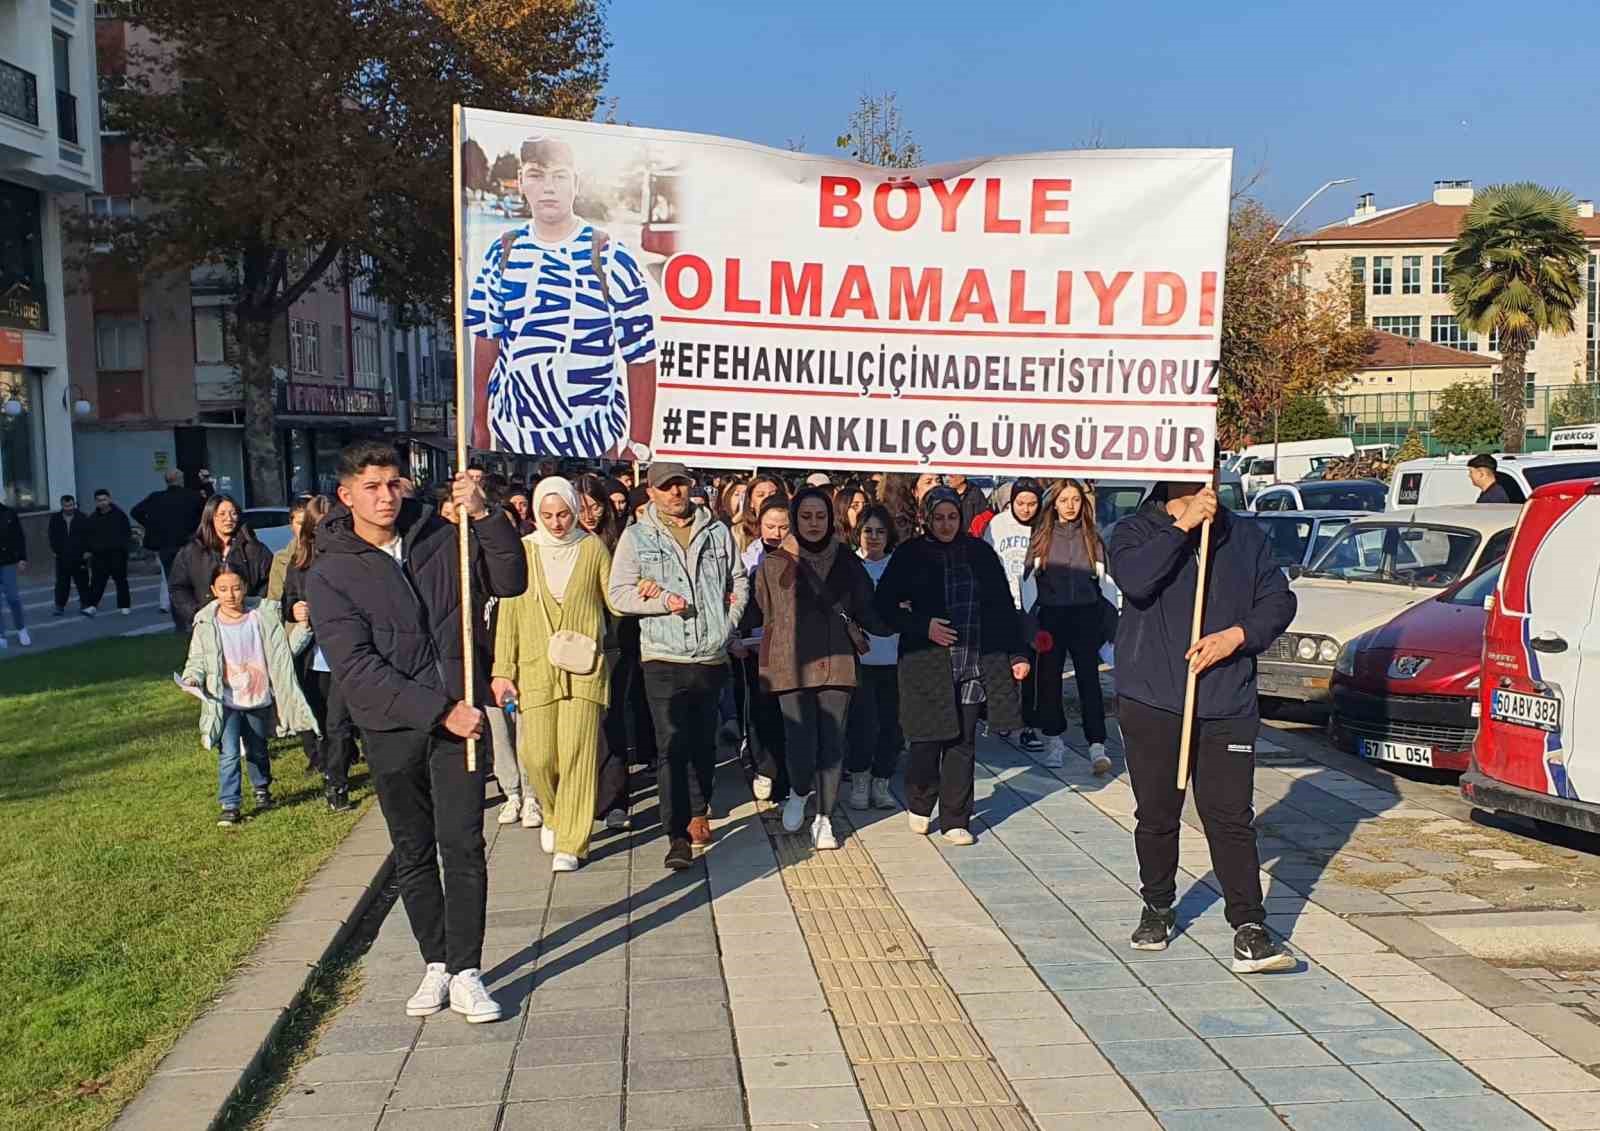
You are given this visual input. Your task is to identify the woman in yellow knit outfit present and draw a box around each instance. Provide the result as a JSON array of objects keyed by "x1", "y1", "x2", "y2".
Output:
[{"x1": 491, "y1": 477, "x2": 614, "y2": 873}]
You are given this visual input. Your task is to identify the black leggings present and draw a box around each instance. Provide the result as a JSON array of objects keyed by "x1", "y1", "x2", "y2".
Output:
[
  {"x1": 906, "y1": 701, "x2": 980, "y2": 830},
  {"x1": 1026, "y1": 604, "x2": 1107, "y2": 743},
  {"x1": 847, "y1": 664, "x2": 900, "y2": 778},
  {"x1": 779, "y1": 687, "x2": 851, "y2": 812}
]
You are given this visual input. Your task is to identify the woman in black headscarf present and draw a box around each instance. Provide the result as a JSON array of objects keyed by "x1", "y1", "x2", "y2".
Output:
[{"x1": 874, "y1": 487, "x2": 1030, "y2": 845}]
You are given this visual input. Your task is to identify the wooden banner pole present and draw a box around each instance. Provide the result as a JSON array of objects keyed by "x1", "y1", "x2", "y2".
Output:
[
  {"x1": 451, "y1": 104, "x2": 477, "y2": 773},
  {"x1": 1175, "y1": 512, "x2": 1213, "y2": 791}
]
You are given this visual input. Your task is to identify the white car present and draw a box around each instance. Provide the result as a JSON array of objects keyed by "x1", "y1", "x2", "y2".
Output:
[
  {"x1": 242, "y1": 507, "x2": 294, "y2": 555},
  {"x1": 1389, "y1": 451, "x2": 1600, "y2": 510},
  {"x1": 1251, "y1": 480, "x2": 1387, "y2": 514},
  {"x1": 1256, "y1": 504, "x2": 1519, "y2": 703}
]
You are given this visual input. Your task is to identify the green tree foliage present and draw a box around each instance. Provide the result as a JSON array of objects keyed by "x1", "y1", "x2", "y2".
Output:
[
  {"x1": 83, "y1": 0, "x2": 609, "y2": 504},
  {"x1": 1394, "y1": 429, "x2": 1427, "y2": 463},
  {"x1": 1275, "y1": 394, "x2": 1341, "y2": 442},
  {"x1": 1446, "y1": 183, "x2": 1587, "y2": 452},
  {"x1": 1546, "y1": 382, "x2": 1600, "y2": 428},
  {"x1": 1430, "y1": 382, "x2": 1504, "y2": 452},
  {"x1": 836, "y1": 91, "x2": 922, "y2": 168}
]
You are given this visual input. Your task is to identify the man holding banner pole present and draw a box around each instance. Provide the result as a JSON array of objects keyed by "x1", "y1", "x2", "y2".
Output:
[{"x1": 1106, "y1": 481, "x2": 1297, "y2": 973}]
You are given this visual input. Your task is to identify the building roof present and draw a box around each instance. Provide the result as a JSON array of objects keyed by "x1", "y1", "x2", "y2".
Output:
[
  {"x1": 1360, "y1": 331, "x2": 1494, "y2": 370},
  {"x1": 1299, "y1": 201, "x2": 1600, "y2": 244}
]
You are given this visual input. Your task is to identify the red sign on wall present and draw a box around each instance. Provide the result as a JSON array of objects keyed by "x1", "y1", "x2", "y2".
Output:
[{"x1": 0, "y1": 329, "x2": 22, "y2": 366}]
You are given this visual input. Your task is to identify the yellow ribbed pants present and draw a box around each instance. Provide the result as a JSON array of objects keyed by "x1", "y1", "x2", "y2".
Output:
[{"x1": 519, "y1": 698, "x2": 602, "y2": 858}]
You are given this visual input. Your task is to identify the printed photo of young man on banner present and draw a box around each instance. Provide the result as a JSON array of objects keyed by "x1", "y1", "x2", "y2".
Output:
[{"x1": 457, "y1": 107, "x2": 1230, "y2": 481}]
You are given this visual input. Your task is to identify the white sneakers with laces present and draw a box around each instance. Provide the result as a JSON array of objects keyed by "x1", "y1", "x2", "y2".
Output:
[
  {"x1": 752, "y1": 774, "x2": 773, "y2": 801},
  {"x1": 781, "y1": 793, "x2": 808, "y2": 833},
  {"x1": 942, "y1": 827, "x2": 976, "y2": 846},
  {"x1": 552, "y1": 852, "x2": 580, "y2": 872},
  {"x1": 521, "y1": 796, "x2": 543, "y2": 828},
  {"x1": 1042, "y1": 736, "x2": 1066, "y2": 769},
  {"x1": 870, "y1": 778, "x2": 896, "y2": 810},
  {"x1": 908, "y1": 813, "x2": 931, "y2": 835},
  {"x1": 497, "y1": 796, "x2": 522, "y2": 825},
  {"x1": 16, "y1": 628, "x2": 30, "y2": 647},
  {"x1": 448, "y1": 968, "x2": 501, "y2": 1023},
  {"x1": 811, "y1": 815, "x2": 839, "y2": 851},
  {"x1": 540, "y1": 827, "x2": 556, "y2": 854},
  {"x1": 406, "y1": 962, "x2": 452, "y2": 1017},
  {"x1": 847, "y1": 774, "x2": 871, "y2": 810},
  {"x1": 1090, "y1": 742, "x2": 1112, "y2": 775}
]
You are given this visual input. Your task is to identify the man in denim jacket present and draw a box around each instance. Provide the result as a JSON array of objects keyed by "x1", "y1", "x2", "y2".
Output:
[{"x1": 609, "y1": 462, "x2": 749, "y2": 869}]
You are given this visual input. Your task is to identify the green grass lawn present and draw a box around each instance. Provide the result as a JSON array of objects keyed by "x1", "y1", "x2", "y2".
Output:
[{"x1": 0, "y1": 637, "x2": 372, "y2": 1131}]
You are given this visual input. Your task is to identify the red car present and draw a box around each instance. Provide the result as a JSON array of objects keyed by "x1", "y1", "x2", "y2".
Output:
[{"x1": 1330, "y1": 560, "x2": 1502, "y2": 773}]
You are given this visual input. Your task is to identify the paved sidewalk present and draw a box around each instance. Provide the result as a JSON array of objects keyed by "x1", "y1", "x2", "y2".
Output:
[{"x1": 263, "y1": 730, "x2": 1600, "y2": 1131}]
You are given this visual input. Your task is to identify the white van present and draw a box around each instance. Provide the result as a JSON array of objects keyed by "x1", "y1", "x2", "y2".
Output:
[
  {"x1": 1549, "y1": 424, "x2": 1600, "y2": 451},
  {"x1": 1232, "y1": 437, "x2": 1356, "y2": 497},
  {"x1": 1388, "y1": 451, "x2": 1600, "y2": 510}
]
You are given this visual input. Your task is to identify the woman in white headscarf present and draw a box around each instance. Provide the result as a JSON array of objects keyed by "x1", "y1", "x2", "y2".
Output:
[{"x1": 491, "y1": 477, "x2": 616, "y2": 873}]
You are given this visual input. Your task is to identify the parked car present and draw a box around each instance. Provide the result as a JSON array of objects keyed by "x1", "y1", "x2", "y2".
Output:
[
  {"x1": 1237, "y1": 510, "x2": 1363, "y2": 575},
  {"x1": 1464, "y1": 479, "x2": 1600, "y2": 836},
  {"x1": 1093, "y1": 470, "x2": 1246, "y2": 535},
  {"x1": 1256, "y1": 505, "x2": 1518, "y2": 703},
  {"x1": 1252, "y1": 480, "x2": 1387, "y2": 514},
  {"x1": 1388, "y1": 451, "x2": 1600, "y2": 510},
  {"x1": 1232, "y1": 437, "x2": 1355, "y2": 497},
  {"x1": 242, "y1": 507, "x2": 294, "y2": 555},
  {"x1": 1331, "y1": 560, "x2": 1501, "y2": 773}
]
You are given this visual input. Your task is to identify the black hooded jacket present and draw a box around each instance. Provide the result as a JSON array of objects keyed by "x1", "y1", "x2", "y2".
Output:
[
  {"x1": 305, "y1": 498, "x2": 527, "y2": 737},
  {"x1": 1107, "y1": 500, "x2": 1295, "y2": 720}
]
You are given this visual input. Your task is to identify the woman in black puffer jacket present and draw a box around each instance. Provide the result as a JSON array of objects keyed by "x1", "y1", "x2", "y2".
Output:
[{"x1": 169, "y1": 493, "x2": 273, "y2": 631}]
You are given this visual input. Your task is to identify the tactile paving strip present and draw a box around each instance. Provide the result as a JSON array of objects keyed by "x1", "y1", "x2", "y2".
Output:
[{"x1": 760, "y1": 805, "x2": 1033, "y2": 1126}]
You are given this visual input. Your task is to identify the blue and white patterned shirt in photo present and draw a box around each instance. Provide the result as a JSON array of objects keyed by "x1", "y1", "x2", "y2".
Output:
[{"x1": 465, "y1": 222, "x2": 657, "y2": 457}]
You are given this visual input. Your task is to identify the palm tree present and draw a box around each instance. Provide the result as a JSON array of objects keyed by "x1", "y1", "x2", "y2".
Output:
[{"x1": 1445, "y1": 183, "x2": 1588, "y2": 452}]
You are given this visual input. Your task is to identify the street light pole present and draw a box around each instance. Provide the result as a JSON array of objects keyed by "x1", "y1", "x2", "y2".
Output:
[{"x1": 1273, "y1": 177, "x2": 1357, "y2": 243}]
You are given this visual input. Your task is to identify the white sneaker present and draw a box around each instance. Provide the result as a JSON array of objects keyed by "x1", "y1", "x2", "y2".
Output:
[
  {"x1": 848, "y1": 774, "x2": 871, "y2": 810},
  {"x1": 497, "y1": 796, "x2": 522, "y2": 825},
  {"x1": 448, "y1": 968, "x2": 502, "y2": 1023},
  {"x1": 1042, "y1": 736, "x2": 1066, "y2": 769},
  {"x1": 552, "y1": 852, "x2": 580, "y2": 873},
  {"x1": 604, "y1": 808, "x2": 631, "y2": 830},
  {"x1": 812, "y1": 814, "x2": 839, "y2": 851},
  {"x1": 120, "y1": 608, "x2": 131, "y2": 616},
  {"x1": 908, "y1": 813, "x2": 930, "y2": 835},
  {"x1": 405, "y1": 962, "x2": 451, "y2": 1016},
  {"x1": 781, "y1": 793, "x2": 808, "y2": 833},
  {"x1": 1090, "y1": 743, "x2": 1112, "y2": 775},
  {"x1": 540, "y1": 826, "x2": 556, "y2": 854},
  {"x1": 82, "y1": 606, "x2": 97, "y2": 618},
  {"x1": 16, "y1": 628, "x2": 30, "y2": 647},
  {"x1": 943, "y1": 827, "x2": 976, "y2": 846},
  {"x1": 752, "y1": 774, "x2": 773, "y2": 801},
  {"x1": 870, "y1": 778, "x2": 896, "y2": 809},
  {"x1": 521, "y1": 796, "x2": 543, "y2": 829}
]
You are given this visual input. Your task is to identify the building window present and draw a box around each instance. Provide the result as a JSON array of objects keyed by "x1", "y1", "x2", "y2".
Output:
[
  {"x1": 1371, "y1": 256, "x2": 1393, "y2": 295},
  {"x1": 305, "y1": 320, "x2": 321, "y2": 375},
  {"x1": 1402, "y1": 255, "x2": 1421, "y2": 294},
  {"x1": 0, "y1": 368, "x2": 46, "y2": 509},
  {"x1": 95, "y1": 314, "x2": 144, "y2": 369},
  {"x1": 1350, "y1": 256, "x2": 1366, "y2": 284},
  {"x1": 291, "y1": 318, "x2": 322, "y2": 375},
  {"x1": 0, "y1": 182, "x2": 48, "y2": 331},
  {"x1": 87, "y1": 194, "x2": 131, "y2": 252},
  {"x1": 1488, "y1": 327, "x2": 1501, "y2": 353},
  {"x1": 353, "y1": 323, "x2": 380, "y2": 387},
  {"x1": 193, "y1": 306, "x2": 238, "y2": 364},
  {"x1": 290, "y1": 318, "x2": 305, "y2": 372},
  {"x1": 351, "y1": 254, "x2": 379, "y2": 318},
  {"x1": 1430, "y1": 315, "x2": 1476, "y2": 352},
  {"x1": 1432, "y1": 255, "x2": 1448, "y2": 294},
  {"x1": 1372, "y1": 316, "x2": 1421, "y2": 338},
  {"x1": 332, "y1": 330, "x2": 346, "y2": 377}
]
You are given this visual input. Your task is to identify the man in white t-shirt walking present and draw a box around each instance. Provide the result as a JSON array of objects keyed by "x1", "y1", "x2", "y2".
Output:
[{"x1": 467, "y1": 135, "x2": 658, "y2": 459}]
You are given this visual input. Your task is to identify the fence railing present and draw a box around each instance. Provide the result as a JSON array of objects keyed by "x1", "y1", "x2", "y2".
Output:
[
  {"x1": 0, "y1": 60, "x2": 39, "y2": 127},
  {"x1": 1326, "y1": 382, "x2": 1600, "y2": 454},
  {"x1": 56, "y1": 89, "x2": 78, "y2": 144}
]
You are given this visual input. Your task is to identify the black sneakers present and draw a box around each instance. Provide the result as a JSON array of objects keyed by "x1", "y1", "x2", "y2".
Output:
[
  {"x1": 1232, "y1": 924, "x2": 1296, "y2": 974},
  {"x1": 664, "y1": 838, "x2": 693, "y2": 871},
  {"x1": 1130, "y1": 904, "x2": 1176, "y2": 950},
  {"x1": 326, "y1": 786, "x2": 353, "y2": 813},
  {"x1": 217, "y1": 808, "x2": 240, "y2": 828},
  {"x1": 253, "y1": 788, "x2": 273, "y2": 811},
  {"x1": 1019, "y1": 729, "x2": 1045, "y2": 752}
]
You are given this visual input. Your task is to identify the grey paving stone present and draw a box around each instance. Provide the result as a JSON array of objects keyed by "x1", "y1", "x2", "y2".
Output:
[
  {"x1": 508, "y1": 1006, "x2": 625, "y2": 1038},
  {"x1": 156, "y1": 1008, "x2": 283, "y2": 1072},
  {"x1": 508, "y1": 1061, "x2": 624, "y2": 1100},
  {"x1": 628, "y1": 1027, "x2": 737, "y2": 1062},
  {"x1": 1249, "y1": 977, "x2": 1371, "y2": 1008},
  {"x1": 532, "y1": 957, "x2": 628, "y2": 989},
  {"x1": 294, "y1": 1051, "x2": 408, "y2": 1085},
  {"x1": 1278, "y1": 1003, "x2": 1403, "y2": 1033},
  {"x1": 1353, "y1": 1061, "x2": 1490, "y2": 1100},
  {"x1": 629, "y1": 1055, "x2": 741, "y2": 1092},
  {"x1": 386, "y1": 1070, "x2": 508, "y2": 1109},
  {"x1": 1315, "y1": 1029, "x2": 1447, "y2": 1065},
  {"x1": 1031, "y1": 963, "x2": 1141, "y2": 991},
  {"x1": 1393, "y1": 1095, "x2": 1547, "y2": 1131},
  {"x1": 973, "y1": 1015, "x2": 1090, "y2": 1049},
  {"x1": 264, "y1": 1115, "x2": 381, "y2": 1131},
  {"x1": 628, "y1": 976, "x2": 728, "y2": 1008},
  {"x1": 1055, "y1": 986, "x2": 1165, "y2": 1016},
  {"x1": 398, "y1": 1042, "x2": 514, "y2": 1079},
  {"x1": 1207, "y1": 1035, "x2": 1337, "y2": 1069},
  {"x1": 626, "y1": 954, "x2": 725, "y2": 982},
  {"x1": 746, "y1": 1085, "x2": 866, "y2": 1124},
  {"x1": 1497, "y1": 1002, "x2": 1600, "y2": 1066},
  {"x1": 411, "y1": 1015, "x2": 522, "y2": 1048},
  {"x1": 627, "y1": 1085, "x2": 746, "y2": 1128},
  {"x1": 629, "y1": 1001, "x2": 732, "y2": 1034},
  {"x1": 377, "y1": 1107, "x2": 499, "y2": 1130},
  {"x1": 315, "y1": 1023, "x2": 421, "y2": 1056},
  {"x1": 274, "y1": 1081, "x2": 393, "y2": 1118},
  {"x1": 1129, "y1": 959, "x2": 1240, "y2": 987},
  {"x1": 512, "y1": 1033, "x2": 624, "y2": 1068},
  {"x1": 1127, "y1": 1069, "x2": 1260, "y2": 1111},
  {"x1": 1101, "y1": 1038, "x2": 1224, "y2": 1075},
  {"x1": 987, "y1": 1042, "x2": 1111, "y2": 1080},
  {"x1": 1156, "y1": 1110, "x2": 1285, "y2": 1131},
  {"x1": 1243, "y1": 1066, "x2": 1379, "y2": 1104},
  {"x1": 1276, "y1": 1100, "x2": 1418, "y2": 1131},
  {"x1": 1156, "y1": 982, "x2": 1266, "y2": 1013},
  {"x1": 1175, "y1": 1008, "x2": 1300, "y2": 1039},
  {"x1": 529, "y1": 981, "x2": 627, "y2": 1013},
  {"x1": 500, "y1": 1096, "x2": 622, "y2": 1131},
  {"x1": 1075, "y1": 1009, "x2": 1192, "y2": 1043},
  {"x1": 114, "y1": 1070, "x2": 240, "y2": 1131}
]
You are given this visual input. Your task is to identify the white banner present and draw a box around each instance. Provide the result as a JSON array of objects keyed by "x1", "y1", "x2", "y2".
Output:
[{"x1": 459, "y1": 108, "x2": 1229, "y2": 479}]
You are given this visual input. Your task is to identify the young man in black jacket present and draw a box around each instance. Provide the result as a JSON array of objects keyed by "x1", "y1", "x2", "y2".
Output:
[
  {"x1": 82, "y1": 489, "x2": 133, "y2": 615},
  {"x1": 1107, "y1": 482, "x2": 1297, "y2": 973},
  {"x1": 131, "y1": 469, "x2": 204, "y2": 619},
  {"x1": 307, "y1": 441, "x2": 526, "y2": 1024},
  {"x1": 0, "y1": 497, "x2": 27, "y2": 647},
  {"x1": 48, "y1": 495, "x2": 91, "y2": 615}
]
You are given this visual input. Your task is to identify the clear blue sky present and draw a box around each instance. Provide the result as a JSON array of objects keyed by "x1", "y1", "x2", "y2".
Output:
[{"x1": 605, "y1": 0, "x2": 1600, "y2": 233}]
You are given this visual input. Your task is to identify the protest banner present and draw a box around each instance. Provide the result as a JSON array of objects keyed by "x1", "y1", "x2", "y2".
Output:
[{"x1": 455, "y1": 107, "x2": 1229, "y2": 480}]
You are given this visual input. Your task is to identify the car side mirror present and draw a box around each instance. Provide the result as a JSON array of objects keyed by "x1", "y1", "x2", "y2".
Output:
[{"x1": 1285, "y1": 565, "x2": 1304, "y2": 580}]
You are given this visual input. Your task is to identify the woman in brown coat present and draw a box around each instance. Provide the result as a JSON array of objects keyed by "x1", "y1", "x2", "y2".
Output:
[{"x1": 755, "y1": 487, "x2": 888, "y2": 850}]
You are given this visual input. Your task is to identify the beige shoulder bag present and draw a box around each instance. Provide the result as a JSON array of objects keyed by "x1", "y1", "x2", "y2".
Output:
[{"x1": 531, "y1": 546, "x2": 599, "y2": 676}]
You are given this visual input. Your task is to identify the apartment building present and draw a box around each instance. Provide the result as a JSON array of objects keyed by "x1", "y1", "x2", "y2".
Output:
[
  {"x1": 1298, "y1": 180, "x2": 1600, "y2": 437},
  {"x1": 0, "y1": 0, "x2": 100, "y2": 555}
]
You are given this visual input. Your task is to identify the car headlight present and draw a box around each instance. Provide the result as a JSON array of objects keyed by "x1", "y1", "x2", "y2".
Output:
[
  {"x1": 1466, "y1": 675, "x2": 1480, "y2": 691},
  {"x1": 1335, "y1": 639, "x2": 1357, "y2": 676},
  {"x1": 1319, "y1": 639, "x2": 1340, "y2": 664},
  {"x1": 1296, "y1": 637, "x2": 1318, "y2": 661}
]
